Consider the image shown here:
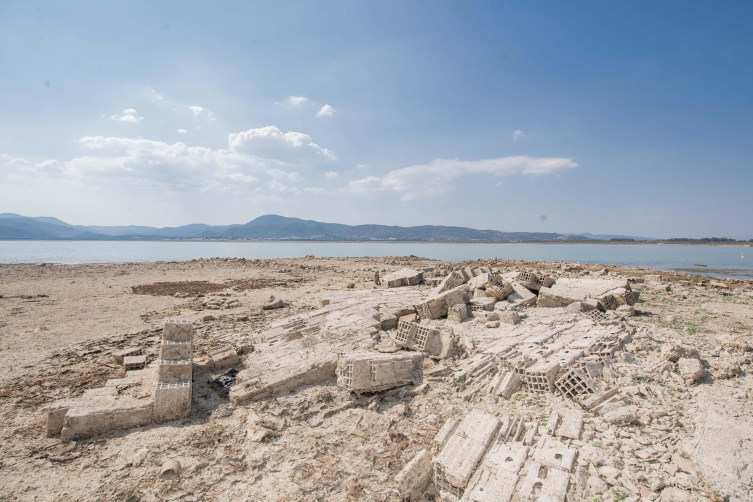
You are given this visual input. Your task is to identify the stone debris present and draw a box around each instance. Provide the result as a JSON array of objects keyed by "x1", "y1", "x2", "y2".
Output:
[
  {"x1": 336, "y1": 352, "x2": 423, "y2": 394},
  {"x1": 433, "y1": 409, "x2": 500, "y2": 498},
  {"x1": 381, "y1": 268, "x2": 424, "y2": 288},
  {"x1": 35, "y1": 260, "x2": 753, "y2": 501},
  {"x1": 47, "y1": 319, "x2": 195, "y2": 440}
]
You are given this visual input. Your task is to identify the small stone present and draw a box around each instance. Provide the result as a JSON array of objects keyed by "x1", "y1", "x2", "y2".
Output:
[
  {"x1": 677, "y1": 358, "x2": 706, "y2": 382},
  {"x1": 262, "y1": 299, "x2": 285, "y2": 310}
]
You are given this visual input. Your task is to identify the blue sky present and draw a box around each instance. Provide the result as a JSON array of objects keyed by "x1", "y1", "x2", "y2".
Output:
[{"x1": 1, "y1": 1, "x2": 751, "y2": 238}]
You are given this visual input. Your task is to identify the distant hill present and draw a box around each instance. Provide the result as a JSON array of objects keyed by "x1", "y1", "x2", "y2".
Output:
[
  {"x1": 572, "y1": 232, "x2": 659, "y2": 242},
  {"x1": 0, "y1": 213, "x2": 591, "y2": 242}
]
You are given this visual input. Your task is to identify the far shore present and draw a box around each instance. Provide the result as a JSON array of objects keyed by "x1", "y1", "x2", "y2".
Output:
[{"x1": 0, "y1": 239, "x2": 750, "y2": 246}]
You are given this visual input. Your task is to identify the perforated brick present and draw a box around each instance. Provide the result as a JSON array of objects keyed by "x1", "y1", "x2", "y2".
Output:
[
  {"x1": 555, "y1": 367, "x2": 597, "y2": 399},
  {"x1": 395, "y1": 320, "x2": 417, "y2": 347}
]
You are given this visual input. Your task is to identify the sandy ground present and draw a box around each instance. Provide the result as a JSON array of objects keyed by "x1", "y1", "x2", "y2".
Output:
[{"x1": 0, "y1": 257, "x2": 752, "y2": 501}]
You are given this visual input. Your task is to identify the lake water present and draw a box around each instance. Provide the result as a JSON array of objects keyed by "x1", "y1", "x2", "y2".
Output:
[{"x1": 0, "y1": 240, "x2": 751, "y2": 279}]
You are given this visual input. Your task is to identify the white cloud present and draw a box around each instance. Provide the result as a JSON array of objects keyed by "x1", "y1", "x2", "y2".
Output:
[
  {"x1": 513, "y1": 129, "x2": 525, "y2": 141},
  {"x1": 177, "y1": 128, "x2": 188, "y2": 134},
  {"x1": 228, "y1": 125, "x2": 337, "y2": 163},
  {"x1": 110, "y1": 108, "x2": 144, "y2": 124},
  {"x1": 4, "y1": 125, "x2": 335, "y2": 198},
  {"x1": 188, "y1": 105, "x2": 216, "y2": 121},
  {"x1": 325, "y1": 171, "x2": 339, "y2": 179},
  {"x1": 288, "y1": 96, "x2": 307, "y2": 106},
  {"x1": 346, "y1": 156, "x2": 577, "y2": 201},
  {"x1": 316, "y1": 104, "x2": 334, "y2": 117},
  {"x1": 356, "y1": 163, "x2": 369, "y2": 169}
]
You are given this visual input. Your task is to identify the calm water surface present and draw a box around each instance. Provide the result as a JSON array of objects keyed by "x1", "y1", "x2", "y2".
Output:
[{"x1": 0, "y1": 241, "x2": 751, "y2": 279}]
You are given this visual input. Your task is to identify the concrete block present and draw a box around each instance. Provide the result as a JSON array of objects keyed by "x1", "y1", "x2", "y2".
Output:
[
  {"x1": 395, "y1": 449, "x2": 432, "y2": 501},
  {"x1": 516, "y1": 271, "x2": 540, "y2": 291},
  {"x1": 532, "y1": 435, "x2": 577, "y2": 472},
  {"x1": 537, "y1": 287, "x2": 576, "y2": 308},
  {"x1": 153, "y1": 381, "x2": 192, "y2": 423},
  {"x1": 381, "y1": 268, "x2": 423, "y2": 288},
  {"x1": 163, "y1": 319, "x2": 193, "y2": 342},
  {"x1": 60, "y1": 391, "x2": 154, "y2": 441},
  {"x1": 231, "y1": 352, "x2": 338, "y2": 403},
  {"x1": 336, "y1": 352, "x2": 423, "y2": 394},
  {"x1": 416, "y1": 285, "x2": 469, "y2": 319},
  {"x1": 434, "y1": 417, "x2": 460, "y2": 446},
  {"x1": 112, "y1": 347, "x2": 142, "y2": 365},
  {"x1": 123, "y1": 355, "x2": 147, "y2": 371},
  {"x1": 467, "y1": 273, "x2": 491, "y2": 291},
  {"x1": 433, "y1": 409, "x2": 500, "y2": 498},
  {"x1": 466, "y1": 442, "x2": 529, "y2": 502},
  {"x1": 522, "y1": 360, "x2": 560, "y2": 394},
  {"x1": 207, "y1": 346, "x2": 239, "y2": 371},
  {"x1": 516, "y1": 462, "x2": 570, "y2": 501},
  {"x1": 499, "y1": 311, "x2": 520, "y2": 325},
  {"x1": 556, "y1": 409, "x2": 584, "y2": 440},
  {"x1": 583, "y1": 387, "x2": 619, "y2": 410},
  {"x1": 469, "y1": 297, "x2": 497, "y2": 312},
  {"x1": 46, "y1": 398, "x2": 78, "y2": 436},
  {"x1": 509, "y1": 282, "x2": 537, "y2": 307},
  {"x1": 160, "y1": 340, "x2": 192, "y2": 360},
  {"x1": 448, "y1": 303, "x2": 468, "y2": 323},
  {"x1": 157, "y1": 359, "x2": 192, "y2": 382},
  {"x1": 555, "y1": 367, "x2": 596, "y2": 400},
  {"x1": 497, "y1": 372, "x2": 523, "y2": 399}
]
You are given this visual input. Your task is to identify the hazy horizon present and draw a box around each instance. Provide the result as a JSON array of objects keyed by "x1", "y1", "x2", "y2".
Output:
[{"x1": 2, "y1": 2, "x2": 752, "y2": 239}]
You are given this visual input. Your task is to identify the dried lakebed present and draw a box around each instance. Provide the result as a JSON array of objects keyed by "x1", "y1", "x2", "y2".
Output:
[{"x1": 0, "y1": 257, "x2": 751, "y2": 501}]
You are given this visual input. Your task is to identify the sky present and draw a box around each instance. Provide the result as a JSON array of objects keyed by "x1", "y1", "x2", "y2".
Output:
[{"x1": 1, "y1": 1, "x2": 752, "y2": 239}]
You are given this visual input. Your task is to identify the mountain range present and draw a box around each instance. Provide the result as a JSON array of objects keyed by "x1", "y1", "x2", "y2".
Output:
[{"x1": 0, "y1": 213, "x2": 657, "y2": 242}]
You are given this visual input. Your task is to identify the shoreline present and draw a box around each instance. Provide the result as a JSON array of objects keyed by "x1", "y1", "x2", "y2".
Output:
[{"x1": 0, "y1": 239, "x2": 750, "y2": 246}]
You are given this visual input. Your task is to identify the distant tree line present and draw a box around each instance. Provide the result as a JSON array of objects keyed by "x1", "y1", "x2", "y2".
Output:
[{"x1": 608, "y1": 237, "x2": 753, "y2": 243}]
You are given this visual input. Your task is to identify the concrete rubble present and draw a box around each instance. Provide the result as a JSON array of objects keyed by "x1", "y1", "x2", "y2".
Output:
[
  {"x1": 47, "y1": 319, "x2": 195, "y2": 440},
  {"x1": 35, "y1": 258, "x2": 753, "y2": 501}
]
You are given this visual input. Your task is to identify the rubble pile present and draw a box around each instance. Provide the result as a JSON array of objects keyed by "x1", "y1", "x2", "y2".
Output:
[{"x1": 38, "y1": 259, "x2": 753, "y2": 501}]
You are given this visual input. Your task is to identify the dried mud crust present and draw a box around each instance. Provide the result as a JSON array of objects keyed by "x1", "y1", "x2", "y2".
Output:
[{"x1": 131, "y1": 277, "x2": 310, "y2": 296}]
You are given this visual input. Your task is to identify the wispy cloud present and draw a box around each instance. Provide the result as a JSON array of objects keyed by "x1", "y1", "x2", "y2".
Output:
[
  {"x1": 288, "y1": 96, "x2": 307, "y2": 106},
  {"x1": 513, "y1": 129, "x2": 525, "y2": 141},
  {"x1": 325, "y1": 171, "x2": 339, "y2": 179},
  {"x1": 177, "y1": 128, "x2": 188, "y2": 134},
  {"x1": 345, "y1": 156, "x2": 578, "y2": 201},
  {"x1": 188, "y1": 105, "x2": 216, "y2": 121}
]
